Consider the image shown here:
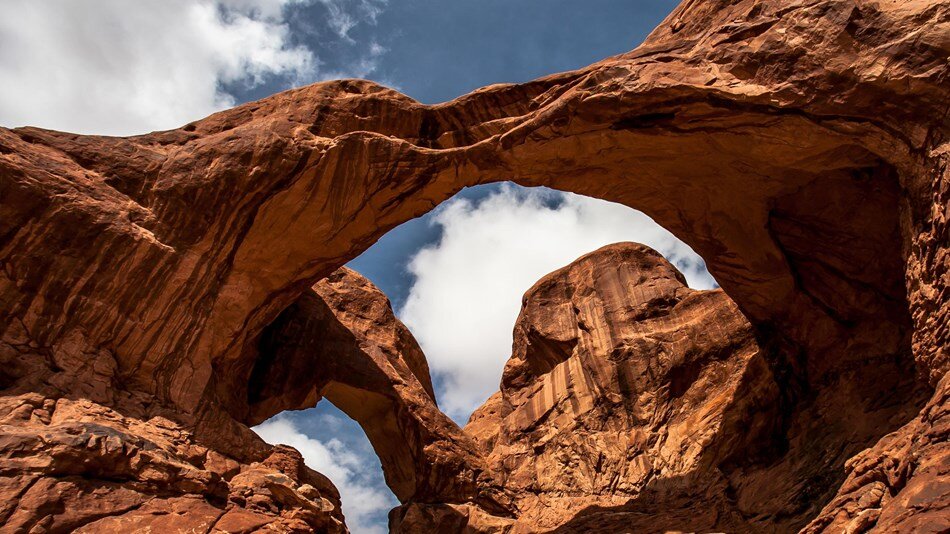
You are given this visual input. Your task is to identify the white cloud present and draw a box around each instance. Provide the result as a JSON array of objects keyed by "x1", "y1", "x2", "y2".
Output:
[
  {"x1": 254, "y1": 415, "x2": 395, "y2": 534},
  {"x1": 0, "y1": 0, "x2": 321, "y2": 135},
  {"x1": 399, "y1": 185, "x2": 717, "y2": 423},
  {"x1": 317, "y1": 0, "x2": 387, "y2": 40},
  {"x1": 321, "y1": 40, "x2": 388, "y2": 80}
]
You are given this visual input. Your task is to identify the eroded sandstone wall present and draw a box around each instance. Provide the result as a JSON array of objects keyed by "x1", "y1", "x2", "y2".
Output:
[{"x1": 392, "y1": 243, "x2": 930, "y2": 533}]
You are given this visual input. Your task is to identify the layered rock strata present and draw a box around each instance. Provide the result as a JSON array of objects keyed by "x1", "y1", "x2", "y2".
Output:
[
  {"x1": 393, "y1": 243, "x2": 929, "y2": 533},
  {"x1": 0, "y1": 0, "x2": 947, "y2": 531}
]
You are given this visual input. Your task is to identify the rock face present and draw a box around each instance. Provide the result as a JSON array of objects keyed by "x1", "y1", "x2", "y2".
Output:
[
  {"x1": 393, "y1": 243, "x2": 926, "y2": 533},
  {"x1": 463, "y1": 243, "x2": 773, "y2": 532},
  {"x1": 0, "y1": 0, "x2": 948, "y2": 532}
]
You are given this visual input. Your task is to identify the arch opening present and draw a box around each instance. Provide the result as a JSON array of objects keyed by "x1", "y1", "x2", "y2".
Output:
[
  {"x1": 249, "y1": 183, "x2": 719, "y2": 531},
  {"x1": 243, "y1": 168, "x2": 928, "y2": 533}
]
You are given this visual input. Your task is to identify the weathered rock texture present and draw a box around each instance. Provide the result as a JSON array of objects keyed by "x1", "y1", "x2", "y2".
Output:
[
  {"x1": 244, "y1": 268, "x2": 512, "y2": 515},
  {"x1": 0, "y1": 265, "x2": 487, "y2": 533},
  {"x1": 0, "y1": 391, "x2": 347, "y2": 533},
  {"x1": 392, "y1": 242, "x2": 928, "y2": 533},
  {"x1": 458, "y1": 243, "x2": 779, "y2": 532},
  {"x1": 0, "y1": 0, "x2": 948, "y2": 531}
]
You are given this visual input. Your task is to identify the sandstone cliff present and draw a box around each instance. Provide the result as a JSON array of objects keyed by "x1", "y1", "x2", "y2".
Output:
[
  {"x1": 1, "y1": 0, "x2": 948, "y2": 532},
  {"x1": 393, "y1": 242, "x2": 929, "y2": 533}
]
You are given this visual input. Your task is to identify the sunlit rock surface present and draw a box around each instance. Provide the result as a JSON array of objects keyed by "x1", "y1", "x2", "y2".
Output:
[
  {"x1": 0, "y1": 391, "x2": 346, "y2": 532},
  {"x1": 0, "y1": 0, "x2": 948, "y2": 531},
  {"x1": 394, "y1": 243, "x2": 927, "y2": 532}
]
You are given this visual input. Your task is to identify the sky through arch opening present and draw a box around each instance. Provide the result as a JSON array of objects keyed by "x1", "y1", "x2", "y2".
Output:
[
  {"x1": 254, "y1": 181, "x2": 717, "y2": 532},
  {"x1": 371, "y1": 183, "x2": 717, "y2": 422}
]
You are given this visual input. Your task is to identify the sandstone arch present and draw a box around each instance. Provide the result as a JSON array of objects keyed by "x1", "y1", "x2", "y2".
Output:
[
  {"x1": 0, "y1": 0, "x2": 947, "y2": 531},
  {"x1": 244, "y1": 268, "x2": 512, "y2": 515}
]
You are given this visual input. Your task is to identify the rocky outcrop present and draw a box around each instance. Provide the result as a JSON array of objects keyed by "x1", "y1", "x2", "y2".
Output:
[
  {"x1": 0, "y1": 0, "x2": 948, "y2": 532},
  {"x1": 392, "y1": 243, "x2": 928, "y2": 533},
  {"x1": 0, "y1": 391, "x2": 347, "y2": 533},
  {"x1": 462, "y1": 243, "x2": 773, "y2": 532},
  {"x1": 802, "y1": 376, "x2": 950, "y2": 533},
  {"x1": 0, "y1": 265, "x2": 498, "y2": 533},
  {"x1": 243, "y1": 268, "x2": 512, "y2": 515}
]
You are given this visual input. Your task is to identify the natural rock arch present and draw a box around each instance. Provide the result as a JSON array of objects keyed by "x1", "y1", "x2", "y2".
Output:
[
  {"x1": 3, "y1": 0, "x2": 943, "y2": 410},
  {"x1": 0, "y1": 0, "x2": 947, "y2": 531},
  {"x1": 244, "y1": 268, "x2": 512, "y2": 514}
]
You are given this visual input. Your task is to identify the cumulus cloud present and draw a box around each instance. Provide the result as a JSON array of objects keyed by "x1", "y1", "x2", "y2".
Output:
[
  {"x1": 254, "y1": 414, "x2": 395, "y2": 534},
  {"x1": 0, "y1": 0, "x2": 386, "y2": 136},
  {"x1": 399, "y1": 185, "x2": 717, "y2": 422}
]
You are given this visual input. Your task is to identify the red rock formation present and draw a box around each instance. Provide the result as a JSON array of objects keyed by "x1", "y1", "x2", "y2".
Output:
[
  {"x1": 466, "y1": 243, "x2": 775, "y2": 532},
  {"x1": 393, "y1": 243, "x2": 927, "y2": 533},
  {"x1": 243, "y1": 268, "x2": 512, "y2": 515},
  {"x1": 394, "y1": 243, "x2": 770, "y2": 532},
  {"x1": 0, "y1": 390, "x2": 347, "y2": 533},
  {"x1": 0, "y1": 0, "x2": 947, "y2": 531},
  {"x1": 802, "y1": 379, "x2": 950, "y2": 533}
]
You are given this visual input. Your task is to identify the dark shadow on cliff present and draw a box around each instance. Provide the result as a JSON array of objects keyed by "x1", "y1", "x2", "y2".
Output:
[
  {"x1": 546, "y1": 325, "x2": 930, "y2": 534},
  {"x1": 227, "y1": 270, "x2": 514, "y2": 518}
]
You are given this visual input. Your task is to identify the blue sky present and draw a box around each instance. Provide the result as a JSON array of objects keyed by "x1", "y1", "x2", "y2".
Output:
[
  {"x1": 0, "y1": 2, "x2": 690, "y2": 532},
  {"x1": 230, "y1": 0, "x2": 681, "y2": 105}
]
